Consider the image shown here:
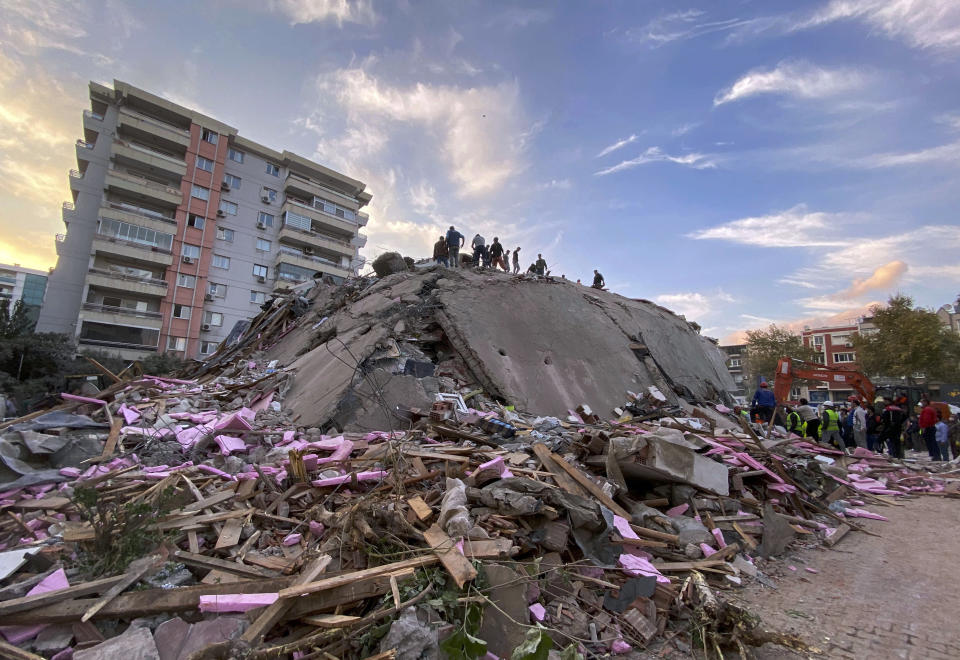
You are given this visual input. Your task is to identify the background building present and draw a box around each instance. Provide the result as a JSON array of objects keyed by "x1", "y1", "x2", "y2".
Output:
[
  {"x1": 37, "y1": 80, "x2": 370, "y2": 360},
  {"x1": 0, "y1": 263, "x2": 49, "y2": 329},
  {"x1": 721, "y1": 344, "x2": 746, "y2": 401},
  {"x1": 798, "y1": 323, "x2": 859, "y2": 402}
]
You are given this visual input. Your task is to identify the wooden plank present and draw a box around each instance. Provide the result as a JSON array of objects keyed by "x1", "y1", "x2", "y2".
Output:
[
  {"x1": 181, "y1": 489, "x2": 238, "y2": 513},
  {"x1": 242, "y1": 555, "x2": 332, "y2": 644},
  {"x1": 0, "y1": 638, "x2": 45, "y2": 660},
  {"x1": 278, "y1": 556, "x2": 439, "y2": 599},
  {"x1": 154, "y1": 508, "x2": 248, "y2": 531},
  {"x1": 301, "y1": 614, "x2": 362, "y2": 628},
  {"x1": 531, "y1": 444, "x2": 587, "y2": 496},
  {"x1": 655, "y1": 559, "x2": 730, "y2": 572},
  {"x1": 84, "y1": 356, "x2": 123, "y2": 384},
  {"x1": 98, "y1": 417, "x2": 123, "y2": 461},
  {"x1": 732, "y1": 522, "x2": 758, "y2": 550},
  {"x1": 284, "y1": 572, "x2": 409, "y2": 620},
  {"x1": 10, "y1": 497, "x2": 71, "y2": 510},
  {"x1": 617, "y1": 536, "x2": 669, "y2": 549},
  {"x1": 406, "y1": 496, "x2": 433, "y2": 522},
  {"x1": 188, "y1": 530, "x2": 200, "y2": 554},
  {"x1": 422, "y1": 524, "x2": 477, "y2": 588},
  {"x1": 0, "y1": 575, "x2": 126, "y2": 617},
  {"x1": 708, "y1": 542, "x2": 741, "y2": 562},
  {"x1": 823, "y1": 523, "x2": 851, "y2": 547},
  {"x1": 173, "y1": 550, "x2": 279, "y2": 579},
  {"x1": 462, "y1": 538, "x2": 514, "y2": 558},
  {"x1": 215, "y1": 518, "x2": 245, "y2": 550},
  {"x1": 81, "y1": 555, "x2": 161, "y2": 622},
  {"x1": 2, "y1": 578, "x2": 293, "y2": 625},
  {"x1": 535, "y1": 445, "x2": 633, "y2": 519}
]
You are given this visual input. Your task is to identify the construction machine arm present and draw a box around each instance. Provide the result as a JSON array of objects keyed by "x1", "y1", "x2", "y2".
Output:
[{"x1": 774, "y1": 357, "x2": 876, "y2": 404}]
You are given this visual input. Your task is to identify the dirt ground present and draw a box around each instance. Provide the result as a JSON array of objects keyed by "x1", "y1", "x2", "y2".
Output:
[{"x1": 731, "y1": 494, "x2": 960, "y2": 660}]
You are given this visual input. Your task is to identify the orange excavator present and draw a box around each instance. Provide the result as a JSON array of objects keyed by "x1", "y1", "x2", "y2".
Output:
[{"x1": 773, "y1": 356, "x2": 876, "y2": 404}]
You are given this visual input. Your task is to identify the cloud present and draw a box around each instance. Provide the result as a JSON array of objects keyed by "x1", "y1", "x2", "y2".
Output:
[
  {"x1": 623, "y1": 9, "x2": 757, "y2": 48},
  {"x1": 409, "y1": 181, "x2": 437, "y2": 215},
  {"x1": 721, "y1": 302, "x2": 880, "y2": 345},
  {"x1": 860, "y1": 140, "x2": 960, "y2": 168},
  {"x1": 714, "y1": 60, "x2": 867, "y2": 106},
  {"x1": 672, "y1": 122, "x2": 700, "y2": 136},
  {"x1": 267, "y1": 0, "x2": 376, "y2": 26},
  {"x1": 596, "y1": 134, "x2": 638, "y2": 158},
  {"x1": 486, "y1": 7, "x2": 552, "y2": 29},
  {"x1": 687, "y1": 205, "x2": 851, "y2": 247},
  {"x1": 535, "y1": 178, "x2": 572, "y2": 191},
  {"x1": 835, "y1": 260, "x2": 908, "y2": 299},
  {"x1": 794, "y1": 0, "x2": 960, "y2": 51},
  {"x1": 595, "y1": 146, "x2": 717, "y2": 175},
  {"x1": 654, "y1": 289, "x2": 737, "y2": 323},
  {"x1": 312, "y1": 67, "x2": 529, "y2": 197}
]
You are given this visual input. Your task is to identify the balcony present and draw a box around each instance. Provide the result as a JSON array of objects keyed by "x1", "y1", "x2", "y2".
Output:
[
  {"x1": 111, "y1": 139, "x2": 187, "y2": 179},
  {"x1": 117, "y1": 107, "x2": 191, "y2": 150},
  {"x1": 357, "y1": 212, "x2": 369, "y2": 227},
  {"x1": 78, "y1": 319, "x2": 160, "y2": 353},
  {"x1": 62, "y1": 202, "x2": 76, "y2": 226},
  {"x1": 278, "y1": 224, "x2": 355, "y2": 258},
  {"x1": 284, "y1": 172, "x2": 359, "y2": 209},
  {"x1": 92, "y1": 236, "x2": 174, "y2": 267},
  {"x1": 105, "y1": 168, "x2": 183, "y2": 207},
  {"x1": 352, "y1": 233, "x2": 367, "y2": 248},
  {"x1": 80, "y1": 302, "x2": 163, "y2": 329},
  {"x1": 280, "y1": 199, "x2": 358, "y2": 235},
  {"x1": 275, "y1": 246, "x2": 351, "y2": 279},
  {"x1": 100, "y1": 201, "x2": 176, "y2": 232},
  {"x1": 76, "y1": 138, "x2": 95, "y2": 161},
  {"x1": 86, "y1": 268, "x2": 168, "y2": 298}
]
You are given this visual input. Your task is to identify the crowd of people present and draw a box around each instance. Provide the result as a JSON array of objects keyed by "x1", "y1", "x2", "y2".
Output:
[
  {"x1": 737, "y1": 386, "x2": 959, "y2": 461},
  {"x1": 432, "y1": 226, "x2": 606, "y2": 289}
]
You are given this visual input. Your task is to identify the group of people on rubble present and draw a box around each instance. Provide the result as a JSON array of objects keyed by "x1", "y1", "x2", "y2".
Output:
[
  {"x1": 737, "y1": 385, "x2": 959, "y2": 461},
  {"x1": 431, "y1": 225, "x2": 606, "y2": 289}
]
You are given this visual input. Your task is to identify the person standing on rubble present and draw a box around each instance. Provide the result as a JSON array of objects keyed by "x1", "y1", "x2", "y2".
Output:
[
  {"x1": 489, "y1": 237, "x2": 506, "y2": 271},
  {"x1": 592, "y1": 270, "x2": 605, "y2": 289},
  {"x1": 935, "y1": 412, "x2": 951, "y2": 461},
  {"x1": 471, "y1": 233, "x2": 485, "y2": 267},
  {"x1": 433, "y1": 235, "x2": 449, "y2": 267},
  {"x1": 821, "y1": 402, "x2": 846, "y2": 453},
  {"x1": 880, "y1": 396, "x2": 906, "y2": 458},
  {"x1": 919, "y1": 397, "x2": 940, "y2": 460},
  {"x1": 852, "y1": 399, "x2": 868, "y2": 449},
  {"x1": 446, "y1": 226, "x2": 464, "y2": 268},
  {"x1": 535, "y1": 253, "x2": 548, "y2": 276},
  {"x1": 512, "y1": 247, "x2": 521, "y2": 274},
  {"x1": 796, "y1": 398, "x2": 820, "y2": 440},
  {"x1": 750, "y1": 381, "x2": 776, "y2": 423}
]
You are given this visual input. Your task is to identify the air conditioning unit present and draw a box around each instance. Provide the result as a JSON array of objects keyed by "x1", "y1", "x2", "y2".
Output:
[
  {"x1": 256, "y1": 276, "x2": 266, "y2": 283},
  {"x1": 221, "y1": 183, "x2": 230, "y2": 191},
  {"x1": 204, "y1": 294, "x2": 214, "y2": 301},
  {"x1": 182, "y1": 256, "x2": 193, "y2": 264},
  {"x1": 261, "y1": 194, "x2": 272, "y2": 203},
  {"x1": 256, "y1": 221, "x2": 266, "y2": 229},
  {"x1": 303, "y1": 247, "x2": 314, "y2": 255},
  {"x1": 216, "y1": 209, "x2": 225, "y2": 217},
  {"x1": 200, "y1": 324, "x2": 210, "y2": 332}
]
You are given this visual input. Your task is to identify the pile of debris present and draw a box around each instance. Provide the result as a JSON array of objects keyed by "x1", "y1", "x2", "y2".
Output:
[{"x1": 0, "y1": 266, "x2": 956, "y2": 660}]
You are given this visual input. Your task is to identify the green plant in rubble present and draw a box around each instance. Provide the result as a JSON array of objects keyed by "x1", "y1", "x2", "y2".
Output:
[{"x1": 72, "y1": 485, "x2": 175, "y2": 576}]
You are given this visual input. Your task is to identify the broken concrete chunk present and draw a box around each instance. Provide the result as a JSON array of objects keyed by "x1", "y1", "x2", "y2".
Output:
[
  {"x1": 74, "y1": 625, "x2": 160, "y2": 660},
  {"x1": 380, "y1": 607, "x2": 438, "y2": 660}
]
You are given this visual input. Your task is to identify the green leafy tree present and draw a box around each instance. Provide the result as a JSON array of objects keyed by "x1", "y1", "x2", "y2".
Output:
[
  {"x1": 744, "y1": 325, "x2": 819, "y2": 396},
  {"x1": 0, "y1": 299, "x2": 32, "y2": 339},
  {"x1": 853, "y1": 294, "x2": 960, "y2": 384}
]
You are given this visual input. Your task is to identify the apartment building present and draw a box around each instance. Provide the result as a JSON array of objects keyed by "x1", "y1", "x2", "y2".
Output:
[
  {"x1": 37, "y1": 80, "x2": 370, "y2": 360},
  {"x1": 799, "y1": 323, "x2": 859, "y2": 402},
  {"x1": 0, "y1": 263, "x2": 49, "y2": 329},
  {"x1": 720, "y1": 344, "x2": 747, "y2": 401}
]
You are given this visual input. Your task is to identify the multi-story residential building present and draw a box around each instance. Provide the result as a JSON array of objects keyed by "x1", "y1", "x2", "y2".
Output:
[
  {"x1": 936, "y1": 302, "x2": 960, "y2": 335},
  {"x1": 0, "y1": 263, "x2": 49, "y2": 329},
  {"x1": 799, "y1": 323, "x2": 859, "y2": 402},
  {"x1": 37, "y1": 80, "x2": 370, "y2": 360},
  {"x1": 720, "y1": 344, "x2": 747, "y2": 401}
]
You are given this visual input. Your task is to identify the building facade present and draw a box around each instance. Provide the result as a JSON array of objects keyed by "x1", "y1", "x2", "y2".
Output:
[
  {"x1": 720, "y1": 344, "x2": 747, "y2": 401},
  {"x1": 0, "y1": 263, "x2": 49, "y2": 329},
  {"x1": 37, "y1": 80, "x2": 370, "y2": 360},
  {"x1": 799, "y1": 323, "x2": 859, "y2": 402}
]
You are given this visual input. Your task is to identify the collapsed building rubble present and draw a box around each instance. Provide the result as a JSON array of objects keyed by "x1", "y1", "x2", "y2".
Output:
[{"x1": 0, "y1": 266, "x2": 957, "y2": 660}]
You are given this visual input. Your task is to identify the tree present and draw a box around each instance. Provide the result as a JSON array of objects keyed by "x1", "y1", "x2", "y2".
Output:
[
  {"x1": 744, "y1": 325, "x2": 819, "y2": 396},
  {"x1": 0, "y1": 299, "x2": 32, "y2": 339},
  {"x1": 853, "y1": 294, "x2": 960, "y2": 384}
]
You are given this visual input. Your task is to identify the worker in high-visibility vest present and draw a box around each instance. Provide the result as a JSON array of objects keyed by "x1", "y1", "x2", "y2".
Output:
[
  {"x1": 787, "y1": 408, "x2": 802, "y2": 436},
  {"x1": 821, "y1": 401, "x2": 846, "y2": 454}
]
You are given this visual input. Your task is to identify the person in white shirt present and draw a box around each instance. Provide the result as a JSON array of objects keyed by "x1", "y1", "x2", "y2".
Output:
[{"x1": 853, "y1": 400, "x2": 868, "y2": 449}]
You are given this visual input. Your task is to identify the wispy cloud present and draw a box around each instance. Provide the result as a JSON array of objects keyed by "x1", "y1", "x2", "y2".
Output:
[
  {"x1": 714, "y1": 60, "x2": 867, "y2": 106},
  {"x1": 688, "y1": 205, "x2": 853, "y2": 247},
  {"x1": 624, "y1": 9, "x2": 757, "y2": 48},
  {"x1": 654, "y1": 289, "x2": 737, "y2": 323},
  {"x1": 535, "y1": 178, "x2": 572, "y2": 191},
  {"x1": 596, "y1": 133, "x2": 638, "y2": 158},
  {"x1": 595, "y1": 146, "x2": 716, "y2": 175},
  {"x1": 267, "y1": 0, "x2": 376, "y2": 26},
  {"x1": 672, "y1": 122, "x2": 700, "y2": 136}
]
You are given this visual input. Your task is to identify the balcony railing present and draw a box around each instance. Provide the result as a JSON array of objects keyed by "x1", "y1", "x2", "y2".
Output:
[
  {"x1": 69, "y1": 169, "x2": 83, "y2": 179},
  {"x1": 62, "y1": 202, "x2": 75, "y2": 211},
  {"x1": 94, "y1": 233, "x2": 173, "y2": 254},
  {"x1": 107, "y1": 168, "x2": 182, "y2": 197},
  {"x1": 285, "y1": 198, "x2": 359, "y2": 227},
  {"x1": 76, "y1": 139, "x2": 94, "y2": 150},
  {"x1": 104, "y1": 201, "x2": 176, "y2": 224},
  {"x1": 277, "y1": 246, "x2": 339, "y2": 268},
  {"x1": 120, "y1": 108, "x2": 190, "y2": 136},
  {"x1": 84, "y1": 109, "x2": 104, "y2": 121},
  {"x1": 281, "y1": 222, "x2": 353, "y2": 248},
  {"x1": 88, "y1": 267, "x2": 168, "y2": 288},
  {"x1": 286, "y1": 171, "x2": 358, "y2": 207},
  {"x1": 82, "y1": 302, "x2": 162, "y2": 319},
  {"x1": 113, "y1": 139, "x2": 185, "y2": 166},
  {"x1": 55, "y1": 234, "x2": 65, "y2": 243}
]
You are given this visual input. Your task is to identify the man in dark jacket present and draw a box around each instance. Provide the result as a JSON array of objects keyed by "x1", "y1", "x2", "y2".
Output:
[
  {"x1": 433, "y1": 235, "x2": 449, "y2": 267},
  {"x1": 446, "y1": 226, "x2": 465, "y2": 268},
  {"x1": 489, "y1": 238, "x2": 506, "y2": 270},
  {"x1": 535, "y1": 254, "x2": 548, "y2": 276},
  {"x1": 592, "y1": 270, "x2": 605, "y2": 289},
  {"x1": 750, "y1": 382, "x2": 776, "y2": 423}
]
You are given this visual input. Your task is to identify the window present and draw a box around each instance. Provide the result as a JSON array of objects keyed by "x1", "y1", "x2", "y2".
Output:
[
  {"x1": 203, "y1": 311, "x2": 223, "y2": 326},
  {"x1": 216, "y1": 227, "x2": 234, "y2": 242},
  {"x1": 207, "y1": 282, "x2": 226, "y2": 298},
  {"x1": 97, "y1": 218, "x2": 173, "y2": 251},
  {"x1": 167, "y1": 336, "x2": 186, "y2": 351},
  {"x1": 200, "y1": 341, "x2": 218, "y2": 355},
  {"x1": 195, "y1": 156, "x2": 214, "y2": 172},
  {"x1": 176, "y1": 273, "x2": 196, "y2": 288},
  {"x1": 833, "y1": 352, "x2": 856, "y2": 363},
  {"x1": 212, "y1": 254, "x2": 231, "y2": 269},
  {"x1": 182, "y1": 244, "x2": 201, "y2": 259},
  {"x1": 729, "y1": 358, "x2": 741, "y2": 367},
  {"x1": 187, "y1": 213, "x2": 205, "y2": 229},
  {"x1": 202, "y1": 128, "x2": 218, "y2": 144},
  {"x1": 223, "y1": 173, "x2": 241, "y2": 189},
  {"x1": 313, "y1": 196, "x2": 356, "y2": 221},
  {"x1": 227, "y1": 148, "x2": 244, "y2": 163},
  {"x1": 284, "y1": 210, "x2": 311, "y2": 231},
  {"x1": 191, "y1": 185, "x2": 209, "y2": 201},
  {"x1": 256, "y1": 238, "x2": 272, "y2": 251},
  {"x1": 219, "y1": 200, "x2": 238, "y2": 215},
  {"x1": 814, "y1": 354, "x2": 826, "y2": 364},
  {"x1": 258, "y1": 211, "x2": 274, "y2": 227},
  {"x1": 261, "y1": 187, "x2": 277, "y2": 203},
  {"x1": 173, "y1": 304, "x2": 191, "y2": 320},
  {"x1": 250, "y1": 290, "x2": 266, "y2": 304},
  {"x1": 265, "y1": 163, "x2": 280, "y2": 176},
  {"x1": 252, "y1": 264, "x2": 268, "y2": 279}
]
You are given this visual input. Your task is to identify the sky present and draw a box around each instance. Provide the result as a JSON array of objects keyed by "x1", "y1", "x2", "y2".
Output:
[{"x1": 1, "y1": 0, "x2": 959, "y2": 344}]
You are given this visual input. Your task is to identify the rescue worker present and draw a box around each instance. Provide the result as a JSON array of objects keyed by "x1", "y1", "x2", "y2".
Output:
[
  {"x1": 489, "y1": 238, "x2": 506, "y2": 270},
  {"x1": 446, "y1": 226, "x2": 464, "y2": 268},
  {"x1": 787, "y1": 407, "x2": 802, "y2": 436},
  {"x1": 880, "y1": 396, "x2": 906, "y2": 458},
  {"x1": 750, "y1": 381, "x2": 776, "y2": 423},
  {"x1": 796, "y1": 397, "x2": 820, "y2": 440},
  {"x1": 821, "y1": 401, "x2": 846, "y2": 454},
  {"x1": 471, "y1": 233, "x2": 485, "y2": 267},
  {"x1": 535, "y1": 254, "x2": 548, "y2": 276},
  {"x1": 433, "y1": 235, "x2": 449, "y2": 267},
  {"x1": 512, "y1": 247, "x2": 521, "y2": 274},
  {"x1": 592, "y1": 270, "x2": 605, "y2": 289}
]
